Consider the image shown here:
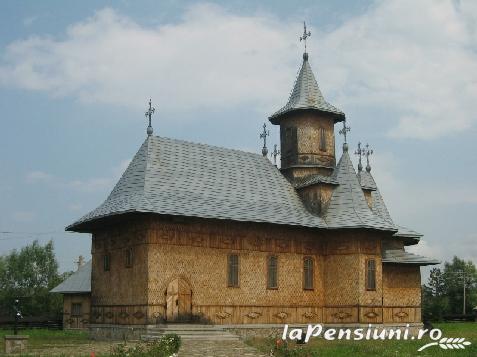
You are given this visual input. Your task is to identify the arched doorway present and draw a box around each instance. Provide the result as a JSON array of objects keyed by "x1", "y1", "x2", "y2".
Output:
[{"x1": 166, "y1": 277, "x2": 192, "y2": 322}]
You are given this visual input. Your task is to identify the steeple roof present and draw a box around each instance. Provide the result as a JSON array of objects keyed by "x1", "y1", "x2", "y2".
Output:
[
  {"x1": 358, "y1": 170, "x2": 394, "y2": 225},
  {"x1": 269, "y1": 53, "x2": 345, "y2": 124},
  {"x1": 323, "y1": 145, "x2": 396, "y2": 231}
]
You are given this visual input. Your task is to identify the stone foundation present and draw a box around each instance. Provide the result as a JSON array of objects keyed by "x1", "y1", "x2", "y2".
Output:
[{"x1": 89, "y1": 324, "x2": 150, "y2": 341}]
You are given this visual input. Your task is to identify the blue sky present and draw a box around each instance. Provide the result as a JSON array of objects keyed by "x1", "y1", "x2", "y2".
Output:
[{"x1": 0, "y1": 0, "x2": 476, "y2": 274}]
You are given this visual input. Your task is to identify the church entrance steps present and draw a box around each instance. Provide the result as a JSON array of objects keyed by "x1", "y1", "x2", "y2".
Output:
[{"x1": 142, "y1": 324, "x2": 240, "y2": 341}]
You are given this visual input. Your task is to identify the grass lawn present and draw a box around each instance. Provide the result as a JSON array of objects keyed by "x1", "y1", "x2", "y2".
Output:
[
  {"x1": 0, "y1": 329, "x2": 88, "y2": 349},
  {"x1": 246, "y1": 323, "x2": 477, "y2": 357}
]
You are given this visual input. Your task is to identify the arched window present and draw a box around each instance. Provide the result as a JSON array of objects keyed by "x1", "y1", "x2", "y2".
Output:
[
  {"x1": 228, "y1": 254, "x2": 239, "y2": 287},
  {"x1": 366, "y1": 259, "x2": 376, "y2": 291},
  {"x1": 304, "y1": 257, "x2": 314, "y2": 290},
  {"x1": 267, "y1": 255, "x2": 278, "y2": 289}
]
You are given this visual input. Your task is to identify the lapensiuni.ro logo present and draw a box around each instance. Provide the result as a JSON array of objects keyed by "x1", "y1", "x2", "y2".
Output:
[{"x1": 282, "y1": 324, "x2": 472, "y2": 351}]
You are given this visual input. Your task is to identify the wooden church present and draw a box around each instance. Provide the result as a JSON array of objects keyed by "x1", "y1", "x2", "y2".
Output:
[{"x1": 65, "y1": 31, "x2": 439, "y2": 335}]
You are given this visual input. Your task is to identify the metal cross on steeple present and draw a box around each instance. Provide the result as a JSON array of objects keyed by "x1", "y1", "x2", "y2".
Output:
[
  {"x1": 271, "y1": 144, "x2": 280, "y2": 166},
  {"x1": 364, "y1": 143, "x2": 373, "y2": 172},
  {"x1": 145, "y1": 99, "x2": 155, "y2": 136},
  {"x1": 355, "y1": 142, "x2": 363, "y2": 172},
  {"x1": 338, "y1": 120, "x2": 351, "y2": 143},
  {"x1": 300, "y1": 21, "x2": 311, "y2": 54},
  {"x1": 260, "y1": 123, "x2": 270, "y2": 157}
]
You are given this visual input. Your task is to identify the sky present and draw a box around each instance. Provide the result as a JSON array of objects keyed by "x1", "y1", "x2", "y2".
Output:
[{"x1": 0, "y1": 0, "x2": 476, "y2": 276}]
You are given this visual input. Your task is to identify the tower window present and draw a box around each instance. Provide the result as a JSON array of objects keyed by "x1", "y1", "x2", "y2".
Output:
[
  {"x1": 304, "y1": 257, "x2": 314, "y2": 290},
  {"x1": 319, "y1": 128, "x2": 327, "y2": 152},
  {"x1": 366, "y1": 259, "x2": 376, "y2": 291},
  {"x1": 228, "y1": 254, "x2": 239, "y2": 287},
  {"x1": 267, "y1": 255, "x2": 278, "y2": 289},
  {"x1": 103, "y1": 254, "x2": 110, "y2": 272}
]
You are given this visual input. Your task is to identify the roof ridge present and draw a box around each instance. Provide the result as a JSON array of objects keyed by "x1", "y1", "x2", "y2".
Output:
[{"x1": 151, "y1": 135, "x2": 267, "y2": 159}]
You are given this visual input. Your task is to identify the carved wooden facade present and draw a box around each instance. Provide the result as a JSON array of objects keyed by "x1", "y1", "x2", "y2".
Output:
[{"x1": 89, "y1": 215, "x2": 421, "y2": 326}]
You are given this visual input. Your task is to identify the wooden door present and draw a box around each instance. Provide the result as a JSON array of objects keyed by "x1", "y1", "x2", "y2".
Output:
[{"x1": 166, "y1": 278, "x2": 192, "y2": 322}]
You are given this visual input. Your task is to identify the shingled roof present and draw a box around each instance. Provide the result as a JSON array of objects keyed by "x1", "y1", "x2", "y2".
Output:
[
  {"x1": 383, "y1": 249, "x2": 440, "y2": 266},
  {"x1": 323, "y1": 145, "x2": 396, "y2": 231},
  {"x1": 269, "y1": 53, "x2": 345, "y2": 123},
  {"x1": 67, "y1": 136, "x2": 328, "y2": 232},
  {"x1": 50, "y1": 261, "x2": 91, "y2": 294}
]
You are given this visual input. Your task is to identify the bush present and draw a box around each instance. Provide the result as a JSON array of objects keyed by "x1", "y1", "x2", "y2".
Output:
[{"x1": 111, "y1": 333, "x2": 181, "y2": 357}]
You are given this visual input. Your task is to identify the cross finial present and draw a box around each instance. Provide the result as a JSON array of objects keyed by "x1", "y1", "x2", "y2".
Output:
[
  {"x1": 145, "y1": 98, "x2": 155, "y2": 136},
  {"x1": 271, "y1": 144, "x2": 280, "y2": 166},
  {"x1": 355, "y1": 142, "x2": 363, "y2": 172},
  {"x1": 339, "y1": 120, "x2": 351, "y2": 152},
  {"x1": 300, "y1": 21, "x2": 311, "y2": 55},
  {"x1": 260, "y1": 123, "x2": 270, "y2": 157},
  {"x1": 364, "y1": 143, "x2": 373, "y2": 172}
]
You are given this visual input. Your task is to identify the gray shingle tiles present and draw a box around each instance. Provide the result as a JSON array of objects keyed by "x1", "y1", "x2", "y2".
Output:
[
  {"x1": 67, "y1": 136, "x2": 328, "y2": 231},
  {"x1": 50, "y1": 261, "x2": 91, "y2": 294},
  {"x1": 323, "y1": 146, "x2": 396, "y2": 231},
  {"x1": 67, "y1": 136, "x2": 424, "y2": 246},
  {"x1": 383, "y1": 249, "x2": 440, "y2": 265},
  {"x1": 269, "y1": 54, "x2": 345, "y2": 123}
]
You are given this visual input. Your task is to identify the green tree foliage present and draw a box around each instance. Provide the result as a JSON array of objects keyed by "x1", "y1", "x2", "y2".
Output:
[
  {"x1": 422, "y1": 256, "x2": 477, "y2": 321},
  {"x1": 0, "y1": 240, "x2": 67, "y2": 317},
  {"x1": 443, "y1": 256, "x2": 477, "y2": 315}
]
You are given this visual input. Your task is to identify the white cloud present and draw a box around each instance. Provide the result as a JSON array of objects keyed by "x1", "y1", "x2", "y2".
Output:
[
  {"x1": 24, "y1": 158, "x2": 130, "y2": 193},
  {"x1": 25, "y1": 170, "x2": 54, "y2": 183},
  {"x1": 0, "y1": 1, "x2": 476, "y2": 139},
  {"x1": 11, "y1": 211, "x2": 36, "y2": 223}
]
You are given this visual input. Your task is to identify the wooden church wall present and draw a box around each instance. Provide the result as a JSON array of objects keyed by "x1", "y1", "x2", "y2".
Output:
[
  {"x1": 87, "y1": 216, "x2": 422, "y2": 326},
  {"x1": 90, "y1": 222, "x2": 150, "y2": 325}
]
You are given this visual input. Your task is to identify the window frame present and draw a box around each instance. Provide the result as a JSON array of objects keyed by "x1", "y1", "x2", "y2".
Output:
[
  {"x1": 365, "y1": 258, "x2": 377, "y2": 291},
  {"x1": 227, "y1": 253, "x2": 239, "y2": 288},
  {"x1": 71, "y1": 303, "x2": 82, "y2": 317},
  {"x1": 125, "y1": 248, "x2": 133, "y2": 268},
  {"x1": 267, "y1": 255, "x2": 278, "y2": 290},
  {"x1": 319, "y1": 127, "x2": 327, "y2": 152},
  {"x1": 103, "y1": 253, "x2": 111, "y2": 272},
  {"x1": 303, "y1": 256, "x2": 314, "y2": 290}
]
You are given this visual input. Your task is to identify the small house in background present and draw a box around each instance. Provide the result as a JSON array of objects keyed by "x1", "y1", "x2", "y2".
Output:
[{"x1": 51, "y1": 257, "x2": 91, "y2": 329}]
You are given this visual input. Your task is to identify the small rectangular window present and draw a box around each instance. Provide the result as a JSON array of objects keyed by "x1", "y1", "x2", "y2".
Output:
[
  {"x1": 71, "y1": 303, "x2": 82, "y2": 317},
  {"x1": 228, "y1": 254, "x2": 239, "y2": 287},
  {"x1": 319, "y1": 128, "x2": 327, "y2": 152},
  {"x1": 304, "y1": 257, "x2": 314, "y2": 290},
  {"x1": 125, "y1": 248, "x2": 133, "y2": 268},
  {"x1": 267, "y1": 255, "x2": 278, "y2": 289},
  {"x1": 366, "y1": 259, "x2": 376, "y2": 291},
  {"x1": 103, "y1": 254, "x2": 110, "y2": 272}
]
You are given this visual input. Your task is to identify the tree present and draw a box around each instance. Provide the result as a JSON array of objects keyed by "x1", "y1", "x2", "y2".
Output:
[
  {"x1": 443, "y1": 256, "x2": 477, "y2": 315},
  {"x1": 0, "y1": 240, "x2": 65, "y2": 318},
  {"x1": 422, "y1": 256, "x2": 477, "y2": 321},
  {"x1": 422, "y1": 268, "x2": 448, "y2": 321}
]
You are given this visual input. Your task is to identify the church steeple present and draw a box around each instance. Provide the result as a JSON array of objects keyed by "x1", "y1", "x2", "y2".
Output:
[{"x1": 269, "y1": 25, "x2": 345, "y2": 180}]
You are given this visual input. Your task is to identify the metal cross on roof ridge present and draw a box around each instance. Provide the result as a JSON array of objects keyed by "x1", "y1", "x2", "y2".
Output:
[
  {"x1": 300, "y1": 21, "x2": 311, "y2": 53},
  {"x1": 338, "y1": 120, "x2": 351, "y2": 143},
  {"x1": 260, "y1": 123, "x2": 270, "y2": 157},
  {"x1": 145, "y1": 98, "x2": 155, "y2": 136},
  {"x1": 355, "y1": 142, "x2": 363, "y2": 172},
  {"x1": 364, "y1": 143, "x2": 373, "y2": 172},
  {"x1": 271, "y1": 144, "x2": 280, "y2": 166}
]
